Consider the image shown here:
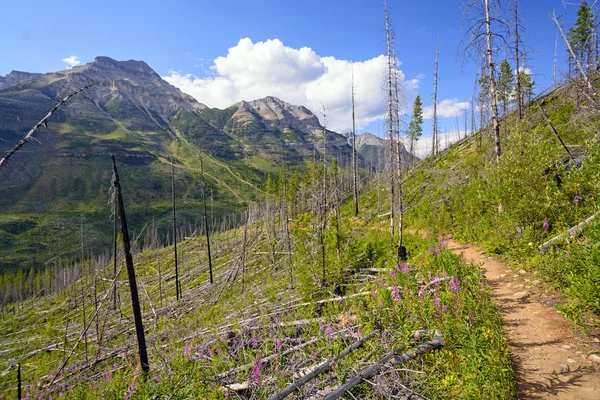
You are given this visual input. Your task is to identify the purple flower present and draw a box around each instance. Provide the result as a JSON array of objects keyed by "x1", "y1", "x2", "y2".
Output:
[
  {"x1": 381, "y1": 331, "x2": 388, "y2": 342},
  {"x1": 418, "y1": 288, "x2": 424, "y2": 299},
  {"x1": 391, "y1": 286, "x2": 400, "y2": 302},
  {"x1": 378, "y1": 300, "x2": 384, "y2": 308},
  {"x1": 324, "y1": 325, "x2": 334, "y2": 340},
  {"x1": 543, "y1": 219, "x2": 549, "y2": 231},
  {"x1": 311, "y1": 350, "x2": 318, "y2": 361},
  {"x1": 250, "y1": 359, "x2": 263, "y2": 385},
  {"x1": 183, "y1": 344, "x2": 191, "y2": 358},
  {"x1": 449, "y1": 277, "x2": 461, "y2": 292},
  {"x1": 389, "y1": 268, "x2": 396, "y2": 278},
  {"x1": 574, "y1": 194, "x2": 582, "y2": 202},
  {"x1": 275, "y1": 339, "x2": 282, "y2": 352},
  {"x1": 401, "y1": 264, "x2": 409, "y2": 274},
  {"x1": 434, "y1": 246, "x2": 441, "y2": 256},
  {"x1": 570, "y1": 228, "x2": 576, "y2": 236},
  {"x1": 251, "y1": 337, "x2": 260, "y2": 348},
  {"x1": 154, "y1": 374, "x2": 160, "y2": 382}
]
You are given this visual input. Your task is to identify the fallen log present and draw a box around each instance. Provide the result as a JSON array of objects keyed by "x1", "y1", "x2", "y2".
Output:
[
  {"x1": 216, "y1": 337, "x2": 319, "y2": 382},
  {"x1": 538, "y1": 213, "x2": 597, "y2": 253},
  {"x1": 268, "y1": 330, "x2": 379, "y2": 400},
  {"x1": 323, "y1": 336, "x2": 444, "y2": 400}
]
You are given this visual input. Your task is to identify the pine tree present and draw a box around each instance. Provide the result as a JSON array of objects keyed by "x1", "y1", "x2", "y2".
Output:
[
  {"x1": 408, "y1": 95, "x2": 423, "y2": 165},
  {"x1": 518, "y1": 70, "x2": 535, "y2": 104},
  {"x1": 568, "y1": 1, "x2": 596, "y2": 74},
  {"x1": 497, "y1": 59, "x2": 514, "y2": 117}
]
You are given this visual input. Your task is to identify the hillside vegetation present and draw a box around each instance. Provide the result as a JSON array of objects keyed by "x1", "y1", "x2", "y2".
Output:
[
  {"x1": 0, "y1": 161, "x2": 515, "y2": 399},
  {"x1": 407, "y1": 82, "x2": 600, "y2": 330}
]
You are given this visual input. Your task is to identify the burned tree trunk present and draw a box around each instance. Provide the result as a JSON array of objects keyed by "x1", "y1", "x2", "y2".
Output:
[
  {"x1": 172, "y1": 159, "x2": 180, "y2": 300},
  {"x1": 111, "y1": 155, "x2": 149, "y2": 377},
  {"x1": 200, "y1": 155, "x2": 214, "y2": 284}
]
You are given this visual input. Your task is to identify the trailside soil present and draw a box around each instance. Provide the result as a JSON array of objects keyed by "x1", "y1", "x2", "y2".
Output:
[{"x1": 448, "y1": 240, "x2": 600, "y2": 399}]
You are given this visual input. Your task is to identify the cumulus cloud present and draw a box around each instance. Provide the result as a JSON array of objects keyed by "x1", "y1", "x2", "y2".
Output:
[
  {"x1": 423, "y1": 98, "x2": 469, "y2": 119},
  {"x1": 61, "y1": 55, "x2": 81, "y2": 69},
  {"x1": 163, "y1": 38, "x2": 420, "y2": 132}
]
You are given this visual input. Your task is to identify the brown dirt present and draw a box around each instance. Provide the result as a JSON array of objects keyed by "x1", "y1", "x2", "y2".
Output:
[{"x1": 448, "y1": 240, "x2": 600, "y2": 399}]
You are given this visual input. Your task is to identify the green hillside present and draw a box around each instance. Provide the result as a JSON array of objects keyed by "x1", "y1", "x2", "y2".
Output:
[
  {"x1": 0, "y1": 162, "x2": 514, "y2": 398},
  {"x1": 406, "y1": 82, "x2": 600, "y2": 330}
]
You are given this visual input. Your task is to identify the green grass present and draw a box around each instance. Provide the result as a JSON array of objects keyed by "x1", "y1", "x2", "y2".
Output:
[
  {"x1": 0, "y1": 179, "x2": 515, "y2": 399},
  {"x1": 406, "y1": 85, "x2": 600, "y2": 330}
]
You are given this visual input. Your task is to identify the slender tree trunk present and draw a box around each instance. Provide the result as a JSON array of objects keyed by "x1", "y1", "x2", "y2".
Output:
[
  {"x1": 241, "y1": 208, "x2": 249, "y2": 293},
  {"x1": 385, "y1": 1, "x2": 395, "y2": 239},
  {"x1": 351, "y1": 68, "x2": 359, "y2": 216},
  {"x1": 171, "y1": 160, "x2": 180, "y2": 301},
  {"x1": 514, "y1": 0, "x2": 523, "y2": 120},
  {"x1": 113, "y1": 193, "x2": 118, "y2": 311},
  {"x1": 17, "y1": 362, "x2": 21, "y2": 400},
  {"x1": 199, "y1": 156, "x2": 214, "y2": 284},
  {"x1": 485, "y1": 0, "x2": 502, "y2": 162},
  {"x1": 111, "y1": 155, "x2": 149, "y2": 377},
  {"x1": 554, "y1": 32, "x2": 558, "y2": 90},
  {"x1": 320, "y1": 109, "x2": 327, "y2": 288},
  {"x1": 432, "y1": 36, "x2": 440, "y2": 156}
]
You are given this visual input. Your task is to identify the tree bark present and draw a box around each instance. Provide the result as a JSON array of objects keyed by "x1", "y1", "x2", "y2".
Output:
[
  {"x1": 111, "y1": 155, "x2": 149, "y2": 377},
  {"x1": 485, "y1": 0, "x2": 502, "y2": 162}
]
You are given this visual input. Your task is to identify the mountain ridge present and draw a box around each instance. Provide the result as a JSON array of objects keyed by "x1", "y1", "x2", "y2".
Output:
[{"x1": 0, "y1": 56, "x2": 354, "y2": 270}]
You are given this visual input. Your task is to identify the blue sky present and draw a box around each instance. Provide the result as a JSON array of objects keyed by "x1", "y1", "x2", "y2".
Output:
[{"x1": 0, "y1": 0, "x2": 586, "y2": 156}]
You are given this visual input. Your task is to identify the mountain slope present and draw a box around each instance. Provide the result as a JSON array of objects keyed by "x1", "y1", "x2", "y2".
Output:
[
  {"x1": 406, "y1": 82, "x2": 600, "y2": 331},
  {"x1": 0, "y1": 57, "x2": 354, "y2": 270},
  {"x1": 343, "y1": 131, "x2": 416, "y2": 168}
]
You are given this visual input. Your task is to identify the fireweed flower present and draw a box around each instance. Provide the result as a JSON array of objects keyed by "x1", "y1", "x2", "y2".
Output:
[
  {"x1": 449, "y1": 277, "x2": 461, "y2": 292},
  {"x1": 389, "y1": 268, "x2": 396, "y2": 278},
  {"x1": 325, "y1": 325, "x2": 334, "y2": 340},
  {"x1": 574, "y1": 194, "x2": 582, "y2": 202},
  {"x1": 434, "y1": 246, "x2": 441, "y2": 256},
  {"x1": 250, "y1": 359, "x2": 263, "y2": 385},
  {"x1": 391, "y1": 286, "x2": 400, "y2": 302},
  {"x1": 401, "y1": 264, "x2": 409, "y2": 274},
  {"x1": 543, "y1": 219, "x2": 549, "y2": 231},
  {"x1": 251, "y1": 337, "x2": 259, "y2": 348},
  {"x1": 418, "y1": 288, "x2": 424, "y2": 299},
  {"x1": 183, "y1": 344, "x2": 191, "y2": 358},
  {"x1": 275, "y1": 339, "x2": 283, "y2": 352}
]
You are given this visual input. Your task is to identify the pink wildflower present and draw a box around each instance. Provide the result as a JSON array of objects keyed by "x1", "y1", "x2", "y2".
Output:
[
  {"x1": 391, "y1": 286, "x2": 400, "y2": 302},
  {"x1": 449, "y1": 277, "x2": 461, "y2": 292}
]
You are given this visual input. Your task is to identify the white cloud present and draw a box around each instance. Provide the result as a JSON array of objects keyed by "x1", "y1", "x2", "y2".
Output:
[
  {"x1": 163, "y1": 38, "x2": 420, "y2": 132},
  {"x1": 423, "y1": 98, "x2": 469, "y2": 119},
  {"x1": 61, "y1": 55, "x2": 81, "y2": 69},
  {"x1": 414, "y1": 130, "x2": 472, "y2": 158},
  {"x1": 516, "y1": 66, "x2": 532, "y2": 75}
]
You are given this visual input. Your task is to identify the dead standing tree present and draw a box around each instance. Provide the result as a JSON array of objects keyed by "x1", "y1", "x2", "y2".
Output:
[
  {"x1": 111, "y1": 155, "x2": 149, "y2": 377},
  {"x1": 351, "y1": 67, "x2": 359, "y2": 217},
  {"x1": 432, "y1": 36, "x2": 440, "y2": 156},
  {"x1": 0, "y1": 85, "x2": 92, "y2": 169},
  {"x1": 384, "y1": 1, "x2": 397, "y2": 240},
  {"x1": 461, "y1": 0, "x2": 507, "y2": 163},
  {"x1": 199, "y1": 155, "x2": 214, "y2": 284},
  {"x1": 171, "y1": 159, "x2": 180, "y2": 300}
]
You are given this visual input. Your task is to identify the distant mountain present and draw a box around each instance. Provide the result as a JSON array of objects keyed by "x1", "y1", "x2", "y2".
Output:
[
  {"x1": 0, "y1": 71, "x2": 41, "y2": 89},
  {"x1": 342, "y1": 131, "x2": 417, "y2": 168},
  {"x1": 0, "y1": 57, "x2": 353, "y2": 270}
]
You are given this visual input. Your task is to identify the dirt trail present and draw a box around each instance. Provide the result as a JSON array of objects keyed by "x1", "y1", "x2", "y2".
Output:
[{"x1": 448, "y1": 240, "x2": 600, "y2": 399}]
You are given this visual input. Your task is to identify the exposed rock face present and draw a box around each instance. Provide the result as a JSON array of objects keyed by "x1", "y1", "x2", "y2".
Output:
[
  {"x1": 245, "y1": 96, "x2": 323, "y2": 135},
  {"x1": 342, "y1": 132, "x2": 417, "y2": 168}
]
